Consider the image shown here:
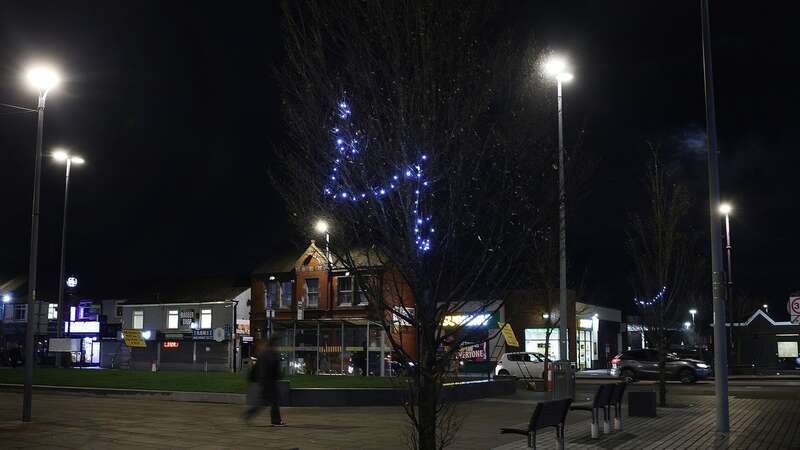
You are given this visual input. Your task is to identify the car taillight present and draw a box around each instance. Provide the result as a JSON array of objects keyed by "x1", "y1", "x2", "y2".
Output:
[{"x1": 611, "y1": 358, "x2": 621, "y2": 365}]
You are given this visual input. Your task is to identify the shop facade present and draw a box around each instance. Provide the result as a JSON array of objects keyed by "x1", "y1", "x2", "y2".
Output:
[{"x1": 118, "y1": 282, "x2": 250, "y2": 372}]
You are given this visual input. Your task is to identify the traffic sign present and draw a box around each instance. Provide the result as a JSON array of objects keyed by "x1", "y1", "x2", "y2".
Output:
[{"x1": 789, "y1": 297, "x2": 800, "y2": 324}]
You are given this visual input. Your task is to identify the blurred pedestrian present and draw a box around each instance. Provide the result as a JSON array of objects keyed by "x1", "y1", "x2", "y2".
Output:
[{"x1": 244, "y1": 338, "x2": 286, "y2": 426}]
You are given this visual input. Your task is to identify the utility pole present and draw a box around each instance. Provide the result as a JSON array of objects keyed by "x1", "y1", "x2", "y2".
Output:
[{"x1": 700, "y1": 0, "x2": 729, "y2": 433}]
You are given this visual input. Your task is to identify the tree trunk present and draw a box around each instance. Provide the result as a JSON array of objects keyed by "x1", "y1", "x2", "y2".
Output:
[{"x1": 417, "y1": 369, "x2": 437, "y2": 450}]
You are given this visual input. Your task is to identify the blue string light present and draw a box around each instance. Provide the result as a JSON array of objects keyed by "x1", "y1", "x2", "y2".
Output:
[
  {"x1": 634, "y1": 286, "x2": 668, "y2": 307},
  {"x1": 323, "y1": 99, "x2": 433, "y2": 252}
]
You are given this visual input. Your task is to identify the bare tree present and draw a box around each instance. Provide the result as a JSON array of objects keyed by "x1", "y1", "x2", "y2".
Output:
[
  {"x1": 626, "y1": 147, "x2": 693, "y2": 406},
  {"x1": 274, "y1": 1, "x2": 555, "y2": 448}
]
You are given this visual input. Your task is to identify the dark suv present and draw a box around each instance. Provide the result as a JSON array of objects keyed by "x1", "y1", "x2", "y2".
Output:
[{"x1": 610, "y1": 349, "x2": 710, "y2": 384}]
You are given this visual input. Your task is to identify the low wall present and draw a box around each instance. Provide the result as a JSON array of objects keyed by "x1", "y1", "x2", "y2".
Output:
[
  {"x1": 286, "y1": 378, "x2": 515, "y2": 406},
  {"x1": 1, "y1": 378, "x2": 515, "y2": 407}
]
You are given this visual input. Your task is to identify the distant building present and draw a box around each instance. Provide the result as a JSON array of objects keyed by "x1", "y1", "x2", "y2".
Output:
[
  {"x1": 117, "y1": 274, "x2": 251, "y2": 372},
  {"x1": 727, "y1": 308, "x2": 800, "y2": 373},
  {"x1": 250, "y1": 241, "x2": 417, "y2": 376}
]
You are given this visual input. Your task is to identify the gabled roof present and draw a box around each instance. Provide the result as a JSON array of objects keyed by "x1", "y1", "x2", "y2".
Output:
[
  {"x1": 252, "y1": 242, "x2": 385, "y2": 276},
  {"x1": 727, "y1": 308, "x2": 796, "y2": 327},
  {"x1": 120, "y1": 274, "x2": 249, "y2": 305},
  {"x1": 252, "y1": 246, "x2": 304, "y2": 275}
]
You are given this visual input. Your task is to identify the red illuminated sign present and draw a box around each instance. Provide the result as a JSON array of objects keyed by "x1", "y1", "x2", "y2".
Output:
[{"x1": 162, "y1": 341, "x2": 180, "y2": 349}]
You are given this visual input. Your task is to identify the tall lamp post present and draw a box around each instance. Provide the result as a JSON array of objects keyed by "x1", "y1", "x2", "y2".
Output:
[
  {"x1": 700, "y1": 0, "x2": 729, "y2": 432},
  {"x1": 719, "y1": 203, "x2": 734, "y2": 316},
  {"x1": 543, "y1": 56, "x2": 574, "y2": 363},
  {"x1": 314, "y1": 220, "x2": 332, "y2": 312},
  {"x1": 53, "y1": 150, "x2": 85, "y2": 348},
  {"x1": 23, "y1": 64, "x2": 60, "y2": 422}
]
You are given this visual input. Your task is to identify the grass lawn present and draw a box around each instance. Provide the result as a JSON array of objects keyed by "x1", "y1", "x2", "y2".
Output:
[{"x1": 0, "y1": 368, "x2": 403, "y2": 392}]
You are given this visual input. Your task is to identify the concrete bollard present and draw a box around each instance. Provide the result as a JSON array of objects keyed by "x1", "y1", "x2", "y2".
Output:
[
  {"x1": 591, "y1": 422, "x2": 599, "y2": 438},
  {"x1": 603, "y1": 419, "x2": 611, "y2": 434},
  {"x1": 614, "y1": 417, "x2": 623, "y2": 431}
]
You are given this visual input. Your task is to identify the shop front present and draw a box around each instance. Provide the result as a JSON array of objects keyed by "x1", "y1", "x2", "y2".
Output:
[{"x1": 270, "y1": 319, "x2": 394, "y2": 376}]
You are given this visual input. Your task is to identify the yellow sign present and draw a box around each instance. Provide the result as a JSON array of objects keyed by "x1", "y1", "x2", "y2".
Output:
[
  {"x1": 498, "y1": 322, "x2": 519, "y2": 347},
  {"x1": 123, "y1": 329, "x2": 146, "y2": 348}
]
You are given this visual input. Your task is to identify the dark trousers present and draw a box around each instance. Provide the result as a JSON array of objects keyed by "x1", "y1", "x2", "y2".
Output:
[{"x1": 245, "y1": 383, "x2": 282, "y2": 424}]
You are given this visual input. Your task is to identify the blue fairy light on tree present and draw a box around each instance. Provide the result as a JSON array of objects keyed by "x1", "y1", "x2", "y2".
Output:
[{"x1": 324, "y1": 99, "x2": 433, "y2": 252}]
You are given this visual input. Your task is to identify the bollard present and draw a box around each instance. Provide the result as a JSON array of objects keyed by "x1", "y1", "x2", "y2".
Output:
[
  {"x1": 590, "y1": 422, "x2": 599, "y2": 438},
  {"x1": 614, "y1": 416, "x2": 623, "y2": 431},
  {"x1": 151, "y1": 360, "x2": 157, "y2": 372},
  {"x1": 603, "y1": 418, "x2": 611, "y2": 434}
]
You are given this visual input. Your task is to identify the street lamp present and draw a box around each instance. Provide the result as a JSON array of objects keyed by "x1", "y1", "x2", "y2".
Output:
[
  {"x1": 22, "y1": 62, "x2": 60, "y2": 423},
  {"x1": 684, "y1": 321, "x2": 692, "y2": 330},
  {"x1": 52, "y1": 149, "x2": 85, "y2": 347},
  {"x1": 689, "y1": 308, "x2": 697, "y2": 326},
  {"x1": 543, "y1": 55, "x2": 574, "y2": 362},
  {"x1": 718, "y1": 203, "x2": 734, "y2": 320},
  {"x1": 763, "y1": 303, "x2": 769, "y2": 314}
]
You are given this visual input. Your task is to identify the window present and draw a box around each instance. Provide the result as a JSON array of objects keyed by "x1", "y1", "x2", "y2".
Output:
[
  {"x1": 200, "y1": 309, "x2": 212, "y2": 329},
  {"x1": 266, "y1": 281, "x2": 278, "y2": 309},
  {"x1": 48, "y1": 304, "x2": 58, "y2": 320},
  {"x1": 777, "y1": 341, "x2": 799, "y2": 358},
  {"x1": 280, "y1": 281, "x2": 292, "y2": 309},
  {"x1": 167, "y1": 310, "x2": 179, "y2": 329},
  {"x1": 133, "y1": 310, "x2": 144, "y2": 329},
  {"x1": 357, "y1": 275, "x2": 373, "y2": 305},
  {"x1": 116, "y1": 306, "x2": 123, "y2": 317},
  {"x1": 337, "y1": 276, "x2": 353, "y2": 306},
  {"x1": 305, "y1": 278, "x2": 320, "y2": 307},
  {"x1": 14, "y1": 304, "x2": 27, "y2": 321}
]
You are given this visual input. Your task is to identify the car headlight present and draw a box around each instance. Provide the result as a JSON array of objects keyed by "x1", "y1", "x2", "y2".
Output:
[{"x1": 696, "y1": 363, "x2": 708, "y2": 369}]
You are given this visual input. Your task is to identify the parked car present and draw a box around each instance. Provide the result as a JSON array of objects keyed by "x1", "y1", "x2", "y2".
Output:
[
  {"x1": 610, "y1": 349, "x2": 711, "y2": 384},
  {"x1": 494, "y1": 352, "x2": 548, "y2": 379}
]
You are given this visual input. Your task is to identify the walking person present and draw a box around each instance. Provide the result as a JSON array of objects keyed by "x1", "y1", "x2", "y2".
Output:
[{"x1": 244, "y1": 338, "x2": 286, "y2": 426}]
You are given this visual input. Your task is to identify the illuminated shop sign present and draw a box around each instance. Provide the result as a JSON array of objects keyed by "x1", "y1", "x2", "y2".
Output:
[
  {"x1": 64, "y1": 321, "x2": 100, "y2": 334},
  {"x1": 163, "y1": 341, "x2": 180, "y2": 349},
  {"x1": 442, "y1": 314, "x2": 490, "y2": 327}
]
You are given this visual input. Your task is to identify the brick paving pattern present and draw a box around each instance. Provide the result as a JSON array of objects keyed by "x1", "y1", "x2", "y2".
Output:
[
  {"x1": 492, "y1": 396, "x2": 800, "y2": 450},
  {"x1": 1, "y1": 391, "x2": 799, "y2": 449}
]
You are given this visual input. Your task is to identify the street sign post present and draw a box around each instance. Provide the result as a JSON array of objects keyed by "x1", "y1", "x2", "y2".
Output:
[{"x1": 789, "y1": 297, "x2": 800, "y2": 324}]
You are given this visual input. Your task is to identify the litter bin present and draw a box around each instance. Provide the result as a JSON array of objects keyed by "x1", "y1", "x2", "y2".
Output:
[
  {"x1": 549, "y1": 361, "x2": 575, "y2": 400},
  {"x1": 628, "y1": 391, "x2": 657, "y2": 417}
]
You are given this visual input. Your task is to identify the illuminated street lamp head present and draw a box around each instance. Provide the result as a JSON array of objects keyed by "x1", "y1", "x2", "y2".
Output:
[
  {"x1": 52, "y1": 149, "x2": 85, "y2": 165},
  {"x1": 2, "y1": 294, "x2": 10, "y2": 303},
  {"x1": 763, "y1": 304, "x2": 769, "y2": 309},
  {"x1": 542, "y1": 313, "x2": 550, "y2": 320},
  {"x1": 314, "y1": 220, "x2": 329, "y2": 234},
  {"x1": 25, "y1": 64, "x2": 61, "y2": 93},
  {"x1": 52, "y1": 149, "x2": 69, "y2": 161},
  {"x1": 689, "y1": 308, "x2": 697, "y2": 315},
  {"x1": 719, "y1": 203, "x2": 733, "y2": 215},
  {"x1": 544, "y1": 56, "x2": 574, "y2": 82},
  {"x1": 684, "y1": 321, "x2": 691, "y2": 329}
]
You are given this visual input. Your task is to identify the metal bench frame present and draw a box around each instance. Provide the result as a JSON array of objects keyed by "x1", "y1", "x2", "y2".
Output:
[
  {"x1": 500, "y1": 398, "x2": 573, "y2": 449},
  {"x1": 570, "y1": 383, "x2": 615, "y2": 438}
]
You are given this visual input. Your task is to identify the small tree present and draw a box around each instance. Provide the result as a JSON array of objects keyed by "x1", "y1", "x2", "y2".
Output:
[
  {"x1": 626, "y1": 148, "x2": 693, "y2": 406},
  {"x1": 274, "y1": 2, "x2": 554, "y2": 448}
]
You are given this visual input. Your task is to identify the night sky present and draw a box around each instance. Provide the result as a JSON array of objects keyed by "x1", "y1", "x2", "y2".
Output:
[{"x1": 1, "y1": 2, "x2": 797, "y2": 318}]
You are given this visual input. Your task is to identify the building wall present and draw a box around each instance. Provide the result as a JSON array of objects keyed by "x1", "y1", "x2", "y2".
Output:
[
  {"x1": 121, "y1": 302, "x2": 234, "y2": 332},
  {"x1": 504, "y1": 289, "x2": 577, "y2": 361}
]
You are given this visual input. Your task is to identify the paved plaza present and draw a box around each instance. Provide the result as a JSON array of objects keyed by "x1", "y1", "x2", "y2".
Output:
[{"x1": 1, "y1": 389, "x2": 799, "y2": 449}]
